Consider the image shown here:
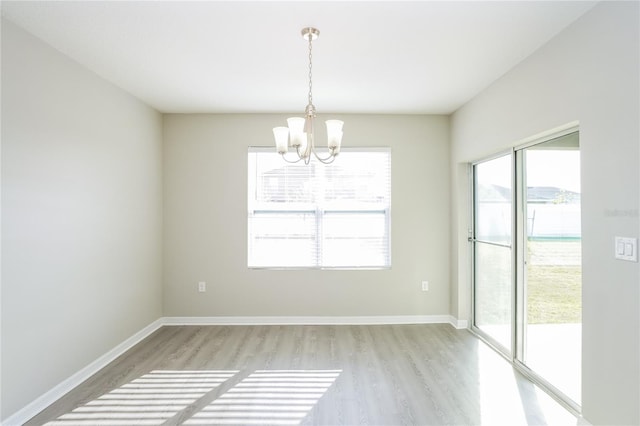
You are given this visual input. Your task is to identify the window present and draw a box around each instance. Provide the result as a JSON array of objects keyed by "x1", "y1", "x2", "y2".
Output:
[{"x1": 248, "y1": 148, "x2": 391, "y2": 269}]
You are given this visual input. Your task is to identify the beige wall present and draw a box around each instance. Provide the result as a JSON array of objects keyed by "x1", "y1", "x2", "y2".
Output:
[
  {"x1": 451, "y1": 2, "x2": 639, "y2": 425},
  {"x1": 163, "y1": 114, "x2": 451, "y2": 317},
  {"x1": 1, "y1": 20, "x2": 163, "y2": 419}
]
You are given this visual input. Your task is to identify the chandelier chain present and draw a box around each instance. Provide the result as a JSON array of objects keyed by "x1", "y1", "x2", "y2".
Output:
[{"x1": 308, "y1": 32, "x2": 313, "y2": 107}]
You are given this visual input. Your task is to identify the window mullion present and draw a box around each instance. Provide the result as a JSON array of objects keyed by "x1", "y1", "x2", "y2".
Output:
[
  {"x1": 316, "y1": 206, "x2": 323, "y2": 268},
  {"x1": 316, "y1": 162, "x2": 326, "y2": 268}
]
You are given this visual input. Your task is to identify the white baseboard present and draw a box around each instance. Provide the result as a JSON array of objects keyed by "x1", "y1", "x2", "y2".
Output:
[
  {"x1": 577, "y1": 415, "x2": 593, "y2": 426},
  {"x1": 451, "y1": 318, "x2": 469, "y2": 329},
  {"x1": 3, "y1": 318, "x2": 164, "y2": 426},
  {"x1": 163, "y1": 315, "x2": 463, "y2": 327},
  {"x1": 3, "y1": 315, "x2": 467, "y2": 425}
]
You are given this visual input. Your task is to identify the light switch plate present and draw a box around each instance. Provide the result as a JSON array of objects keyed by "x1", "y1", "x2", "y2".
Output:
[{"x1": 614, "y1": 237, "x2": 637, "y2": 262}]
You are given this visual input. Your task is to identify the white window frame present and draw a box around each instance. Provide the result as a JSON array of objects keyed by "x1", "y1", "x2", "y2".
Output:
[{"x1": 247, "y1": 147, "x2": 391, "y2": 270}]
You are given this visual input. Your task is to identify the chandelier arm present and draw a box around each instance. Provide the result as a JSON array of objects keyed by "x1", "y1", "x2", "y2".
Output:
[
  {"x1": 304, "y1": 127, "x2": 314, "y2": 159},
  {"x1": 311, "y1": 149, "x2": 337, "y2": 164},
  {"x1": 297, "y1": 143, "x2": 311, "y2": 161},
  {"x1": 280, "y1": 153, "x2": 305, "y2": 164}
]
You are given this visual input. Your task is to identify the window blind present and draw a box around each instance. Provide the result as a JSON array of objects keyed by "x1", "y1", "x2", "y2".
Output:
[{"x1": 248, "y1": 148, "x2": 391, "y2": 269}]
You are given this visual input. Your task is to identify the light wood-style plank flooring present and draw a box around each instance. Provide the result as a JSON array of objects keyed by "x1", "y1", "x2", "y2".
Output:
[{"x1": 26, "y1": 325, "x2": 579, "y2": 425}]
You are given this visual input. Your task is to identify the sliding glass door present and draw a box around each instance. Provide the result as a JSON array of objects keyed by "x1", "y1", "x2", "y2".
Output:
[
  {"x1": 472, "y1": 154, "x2": 513, "y2": 354},
  {"x1": 519, "y1": 132, "x2": 582, "y2": 405},
  {"x1": 472, "y1": 130, "x2": 582, "y2": 410}
]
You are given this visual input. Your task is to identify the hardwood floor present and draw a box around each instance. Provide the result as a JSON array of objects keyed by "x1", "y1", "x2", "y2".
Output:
[{"x1": 26, "y1": 325, "x2": 579, "y2": 425}]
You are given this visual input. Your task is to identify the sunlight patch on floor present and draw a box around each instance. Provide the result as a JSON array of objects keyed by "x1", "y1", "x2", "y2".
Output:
[
  {"x1": 43, "y1": 370, "x2": 238, "y2": 426},
  {"x1": 183, "y1": 369, "x2": 342, "y2": 425}
]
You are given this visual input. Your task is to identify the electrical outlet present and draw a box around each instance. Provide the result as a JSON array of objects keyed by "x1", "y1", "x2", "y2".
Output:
[
  {"x1": 198, "y1": 281, "x2": 206, "y2": 292},
  {"x1": 421, "y1": 281, "x2": 429, "y2": 291}
]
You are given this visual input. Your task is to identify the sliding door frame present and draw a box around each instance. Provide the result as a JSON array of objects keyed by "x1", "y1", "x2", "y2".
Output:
[
  {"x1": 469, "y1": 149, "x2": 517, "y2": 359},
  {"x1": 469, "y1": 124, "x2": 581, "y2": 416}
]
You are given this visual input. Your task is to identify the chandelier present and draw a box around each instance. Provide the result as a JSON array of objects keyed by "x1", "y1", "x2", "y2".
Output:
[{"x1": 272, "y1": 27, "x2": 344, "y2": 164}]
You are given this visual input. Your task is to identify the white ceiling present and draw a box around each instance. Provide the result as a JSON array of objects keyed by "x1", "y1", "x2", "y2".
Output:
[{"x1": 2, "y1": 1, "x2": 597, "y2": 114}]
